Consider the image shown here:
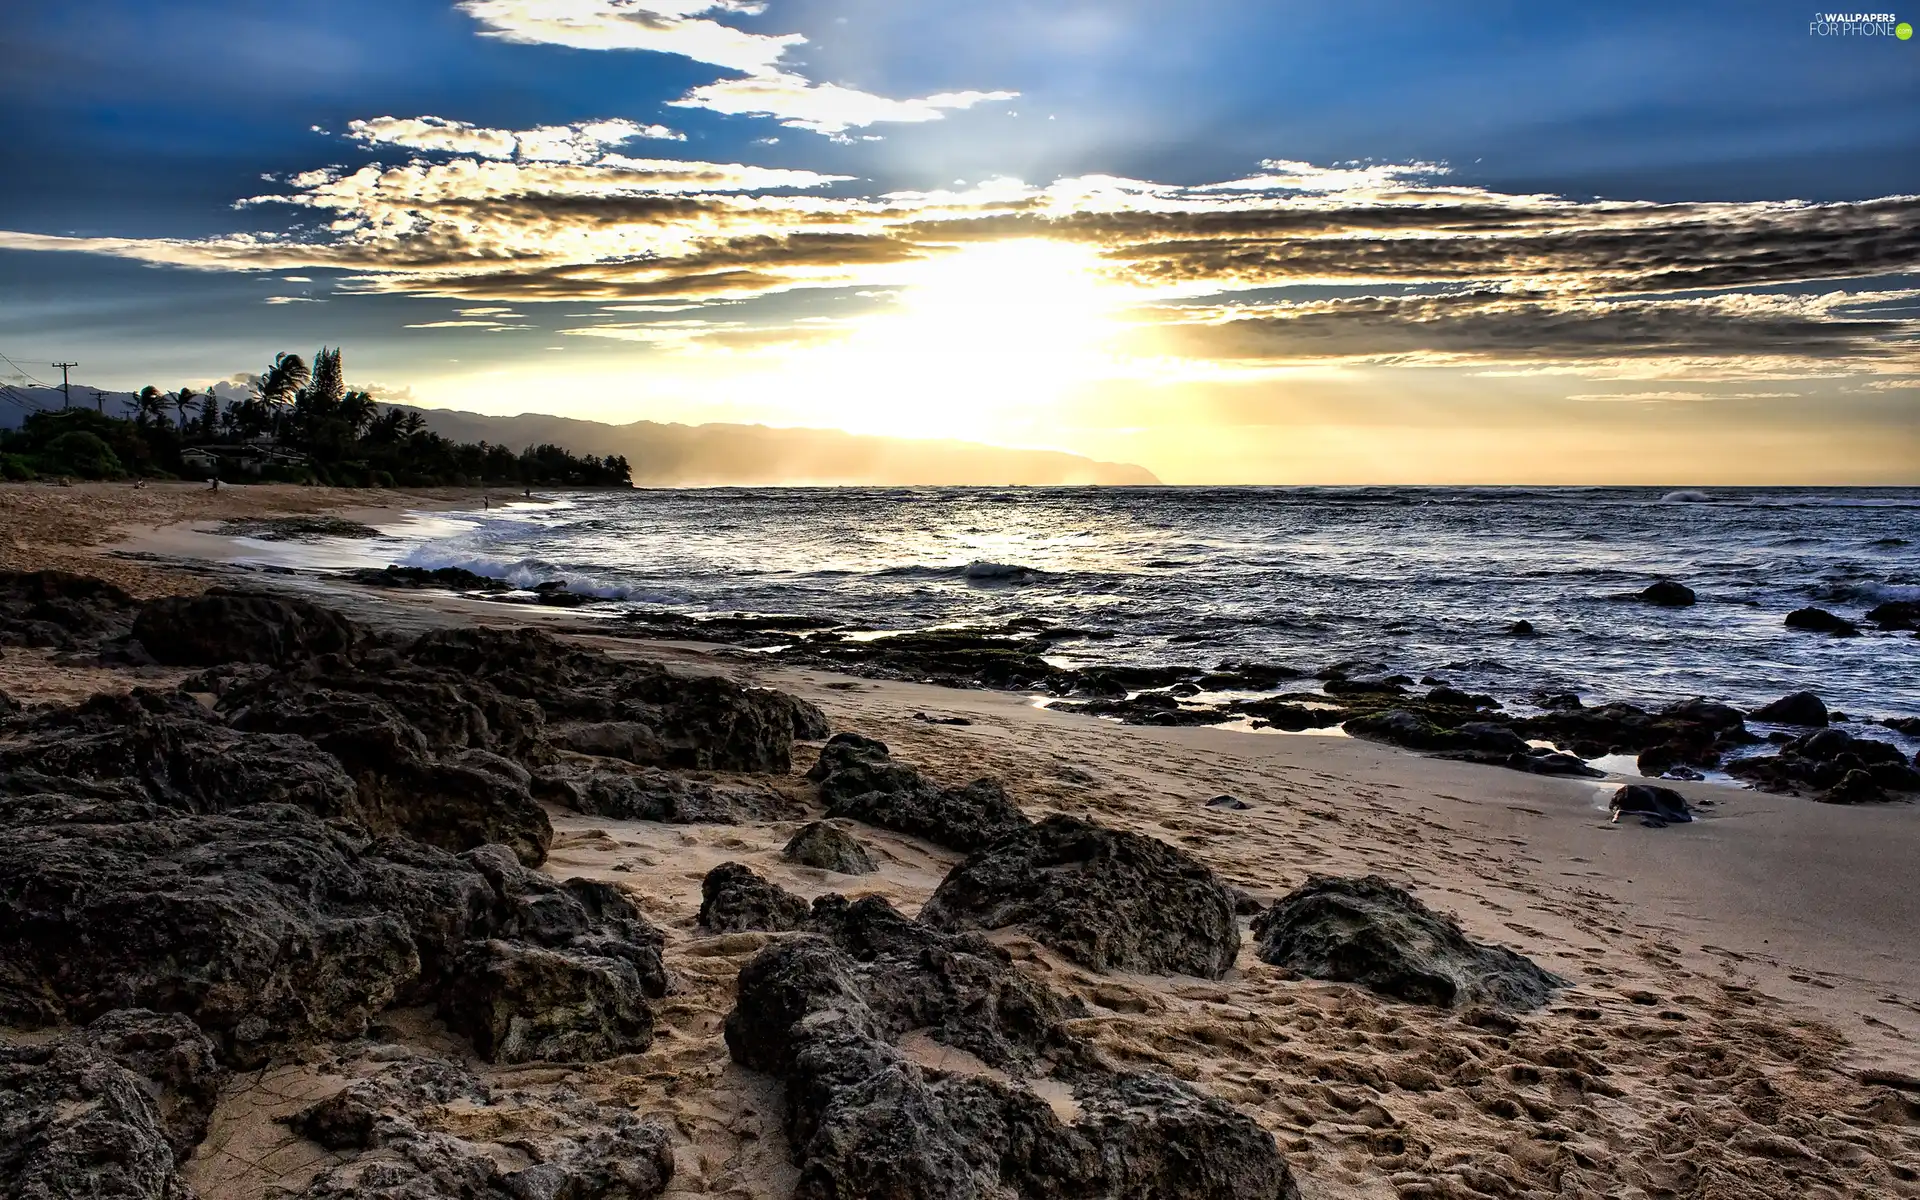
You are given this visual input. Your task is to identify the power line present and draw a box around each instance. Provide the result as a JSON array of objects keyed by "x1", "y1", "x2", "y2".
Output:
[
  {"x1": 52, "y1": 361, "x2": 78, "y2": 409},
  {"x1": 0, "y1": 351, "x2": 50, "y2": 388}
]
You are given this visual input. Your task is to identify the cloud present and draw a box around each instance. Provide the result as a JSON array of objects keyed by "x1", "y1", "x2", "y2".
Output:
[
  {"x1": 670, "y1": 73, "x2": 1017, "y2": 135},
  {"x1": 1566, "y1": 390, "x2": 1799, "y2": 403},
  {"x1": 455, "y1": 0, "x2": 1015, "y2": 136},
  {"x1": 346, "y1": 115, "x2": 683, "y2": 162},
  {"x1": 263, "y1": 295, "x2": 326, "y2": 304},
  {"x1": 456, "y1": 0, "x2": 800, "y2": 73}
]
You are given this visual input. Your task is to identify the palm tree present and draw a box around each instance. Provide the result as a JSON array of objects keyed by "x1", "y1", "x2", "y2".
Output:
[
  {"x1": 172, "y1": 387, "x2": 200, "y2": 432},
  {"x1": 400, "y1": 410, "x2": 427, "y2": 439},
  {"x1": 135, "y1": 385, "x2": 169, "y2": 429},
  {"x1": 339, "y1": 389, "x2": 376, "y2": 439}
]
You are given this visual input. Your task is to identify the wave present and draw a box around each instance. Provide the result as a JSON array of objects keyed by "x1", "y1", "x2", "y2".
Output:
[
  {"x1": 1661, "y1": 490, "x2": 1712, "y2": 503},
  {"x1": 873, "y1": 561, "x2": 1053, "y2": 586},
  {"x1": 394, "y1": 547, "x2": 673, "y2": 602}
]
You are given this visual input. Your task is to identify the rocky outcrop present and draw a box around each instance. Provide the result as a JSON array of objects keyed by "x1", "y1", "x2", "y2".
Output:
[
  {"x1": 1867, "y1": 600, "x2": 1920, "y2": 631},
  {"x1": 536, "y1": 761, "x2": 800, "y2": 824},
  {"x1": 1346, "y1": 709, "x2": 1527, "y2": 754},
  {"x1": 1784, "y1": 607, "x2": 1860, "y2": 636},
  {"x1": 1727, "y1": 728, "x2": 1920, "y2": 802},
  {"x1": 810, "y1": 733, "x2": 1031, "y2": 852},
  {"x1": 1252, "y1": 875, "x2": 1563, "y2": 1011},
  {"x1": 0, "y1": 1010, "x2": 225, "y2": 1200},
  {"x1": 1753, "y1": 690, "x2": 1829, "y2": 726},
  {"x1": 919, "y1": 814, "x2": 1240, "y2": 978},
  {"x1": 1638, "y1": 580, "x2": 1696, "y2": 607},
  {"x1": 783, "y1": 820, "x2": 877, "y2": 874},
  {"x1": 345, "y1": 564, "x2": 511, "y2": 591},
  {"x1": 1610, "y1": 784, "x2": 1695, "y2": 825},
  {"x1": 291, "y1": 1049, "x2": 674, "y2": 1199},
  {"x1": 725, "y1": 896, "x2": 1299, "y2": 1200},
  {"x1": 441, "y1": 939, "x2": 656, "y2": 1064},
  {"x1": 0, "y1": 569, "x2": 142, "y2": 650},
  {"x1": 700, "y1": 861, "x2": 812, "y2": 933},
  {"x1": 132, "y1": 588, "x2": 359, "y2": 665},
  {"x1": 1517, "y1": 696, "x2": 1754, "y2": 773}
]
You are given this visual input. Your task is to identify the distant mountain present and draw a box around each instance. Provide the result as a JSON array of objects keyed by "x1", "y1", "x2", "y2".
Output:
[{"x1": 401, "y1": 407, "x2": 1160, "y2": 487}]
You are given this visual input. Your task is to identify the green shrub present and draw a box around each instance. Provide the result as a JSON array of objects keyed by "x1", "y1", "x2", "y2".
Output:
[{"x1": 41, "y1": 430, "x2": 125, "y2": 479}]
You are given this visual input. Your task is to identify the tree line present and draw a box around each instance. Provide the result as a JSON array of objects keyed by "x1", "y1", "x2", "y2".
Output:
[{"x1": 0, "y1": 348, "x2": 630, "y2": 488}]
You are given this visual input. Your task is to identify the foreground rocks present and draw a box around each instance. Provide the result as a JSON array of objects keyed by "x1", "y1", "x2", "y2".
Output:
[
  {"x1": 1726, "y1": 727, "x2": 1920, "y2": 803},
  {"x1": 0, "y1": 569, "x2": 142, "y2": 649},
  {"x1": 1252, "y1": 876, "x2": 1563, "y2": 1011},
  {"x1": 133, "y1": 588, "x2": 360, "y2": 665},
  {"x1": 810, "y1": 732, "x2": 1031, "y2": 851},
  {"x1": 726, "y1": 896, "x2": 1300, "y2": 1200},
  {"x1": 1611, "y1": 784, "x2": 1696, "y2": 826},
  {"x1": 919, "y1": 814, "x2": 1241, "y2": 978},
  {"x1": 783, "y1": 819, "x2": 878, "y2": 874}
]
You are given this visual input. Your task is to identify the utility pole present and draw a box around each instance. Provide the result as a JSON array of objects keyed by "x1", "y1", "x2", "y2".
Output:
[{"x1": 52, "y1": 361, "x2": 77, "y2": 409}]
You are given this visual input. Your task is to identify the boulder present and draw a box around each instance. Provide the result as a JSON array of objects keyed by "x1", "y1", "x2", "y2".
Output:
[
  {"x1": 724, "y1": 897, "x2": 1299, "y2": 1200},
  {"x1": 0, "y1": 569, "x2": 142, "y2": 650},
  {"x1": 1867, "y1": 600, "x2": 1920, "y2": 631},
  {"x1": 1727, "y1": 727, "x2": 1920, "y2": 801},
  {"x1": 0, "y1": 1010, "x2": 224, "y2": 1200},
  {"x1": 1517, "y1": 696, "x2": 1755, "y2": 768},
  {"x1": 345, "y1": 564, "x2": 511, "y2": 592},
  {"x1": 1610, "y1": 784, "x2": 1694, "y2": 825},
  {"x1": 783, "y1": 820, "x2": 878, "y2": 874},
  {"x1": 699, "y1": 862, "x2": 812, "y2": 933},
  {"x1": 919, "y1": 815, "x2": 1240, "y2": 978},
  {"x1": 811, "y1": 733, "x2": 1030, "y2": 852},
  {"x1": 1784, "y1": 607, "x2": 1860, "y2": 636},
  {"x1": 1638, "y1": 580, "x2": 1696, "y2": 607},
  {"x1": 1345, "y1": 709, "x2": 1528, "y2": 755},
  {"x1": 132, "y1": 588, "x2": 358, "y2": 665},
  {"x1": 1826, "y1": 769, "x2": 1889, "y2": 805},
  {"x1": 459, "y1": 845, "x2": 668, "y2": 1000},
  {"x1": 441, "y1": 939, "x2": 655, "y2": 1064},
  {"x1": 1752, "y1": 690, "x2": 1829, "y2": 727},
  {"x1": 1506, "y1": 619, "x2": 1536, "y2": 636},
  {"x1": 1252, "y1": 875, "x2": 1562, "y2": 1011},
  {"x1": 290, "y1": 1048, "x2": 674, "y2": 1200}
]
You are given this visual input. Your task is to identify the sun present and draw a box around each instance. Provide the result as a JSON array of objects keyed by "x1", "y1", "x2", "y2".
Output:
[{"x1": 782, "y1": 239, "x2": 1126, "y2": 441}]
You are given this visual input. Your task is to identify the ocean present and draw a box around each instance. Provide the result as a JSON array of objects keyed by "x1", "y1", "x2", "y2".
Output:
[{"x1": 283, "y1": 485, "x2": 1920, "y2": 729}]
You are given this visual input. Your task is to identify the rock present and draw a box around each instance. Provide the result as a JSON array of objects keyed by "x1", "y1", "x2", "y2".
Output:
[
  {"x1": 1535, "y1": 691, "x2": 1583, "y2": 710},
  {"x1": 1753, "y1": 690, "x2": 1829, "y2": 726},
  {"x1": 1506, "y1": 619, "x2": 1536, "y2": 636},
  {"x1": 1516, "y1": 696, "x2": 1755, "y2": 768},
  {"x1": 0, "y1": 569, "x2": 142, "y2": 650},
  {"x1": 1252, "y1": 875, "x2": 1562, "y2": 1011},
  {"x1": 216, "y1": 516, "x2": 381, "y2": 541},
  {"x1": 783, "y1": 820, "x2": 878, "y2": 874},
  {"x1": 1610, "y1": 784, "x2": 1695, "y2": 825},
  {"x1": 911, "y1": 711, "x2": 973, "y2": 726},
  {"x1": 919, "y1": 814, "x2": 1240, "y2": 978},
  {"x1": 1784, "y1": 607, "x2": 1860, "y2": 636},
  {"x1": 551, "y1": 719, "x2": 670, "y2": 763},
  {"x1": 811, "y1": 733, "x2": 1030, "y2": 852},
  {"x1": 0, "y1": 1010, "x2": 224, "y2": 1199},
  {"x1": 1345, "y1": 709, "x2": 1528, "y2": 756},
  {"x1": 1205, "y1": 794, "x2": 1253, "y2": 810},
  {"x1": 1638, "y1": 580, "x2": 1696, "y2": 607},
  {"x1": 1825, "y1": 769, "x2": 1889, "y2": 805},
  {"x1": 724, "y1": 897, "x2": 1298, "y2": 1200},
  {"x1": 459, "y1": 845, "x2": 668, "y2": 1000},
  {"x1": 699, "y1": 862, "x2": 812, "y2": 933},
  {"x1": 1867, "y1": 600, "x2": 1920, "y2": 631},
  {"x1": 1885, "y1": 717, "x2": 1920, "y2": 736},
  {"x1": 1726, "y1": 727, "x2": 1920, "y2": 800},
  {"x1": 537, "y1": 762, "x2": 800, "y2": 825},
  {"x1": 441, "y1": 939, "x2": 655, "y2": 1064},
  {"x1": 291, "y1": 1049, "x2": 674, "y2": 1200},
  {"x1": 0, "y1": 688, "x2": 17, "y2": 718},
  {"x1": 132, "y1": 588, "x2": 359, "y2": 665},
  {"x1": 345, "y1": 563, "x2": 511, "y2": 591},
  {"x1": 1228, "y1": 698, "x2": 1345, "y2": 731}
]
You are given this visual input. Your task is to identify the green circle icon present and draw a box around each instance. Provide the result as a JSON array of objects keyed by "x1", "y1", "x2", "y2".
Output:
[{"x1": 1899, "y1": 21, "x2": 1914, "y2": 38}]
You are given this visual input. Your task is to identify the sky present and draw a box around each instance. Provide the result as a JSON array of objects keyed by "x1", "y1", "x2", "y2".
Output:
[{"x1": 1, "y1": 0, "x2": 1917, "y2": 483}]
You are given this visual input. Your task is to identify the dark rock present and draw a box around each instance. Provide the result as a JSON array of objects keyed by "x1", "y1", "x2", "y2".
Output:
[
  {"x1": 1227, "y1": 698, "x2": 1345, "y2": 731},
  {"x1": 810, "y1": 733, "x2": 1030, "y2": 852},
  {"x1": 1753, "y1": 690, "x2": 1829, "y2": 727},
  {"x1": 725, "y1": 897, "x2": 1298, "y2": 1200},
  {"x1": 1884, "y1": 717, "x2": 1920, "y2": 736},
  {"x1": 0, "y1": 569, "x2": 143, "y2": 650},
  {"x1": 291, "y1": 1049, "x2": 674, "y2": 1200},
  {"x1": 1324, "y1": 677, "x2": 1408, "y2": 697},
  {"x1": 1345, "y1": 709, "x2": 1527, "y2": 755},
  {"x1": 1506, "y1": 619, "x2": 1536, "y2": 636},
  {"x1": 1428, "y1": 686, "x2": 1500, "y2": 710},
  {"x1": 1535, "y1": 691, "x2": 1583, "y2": 710},
  {"x1": 132, "y1": 588, "x2": 358, "y2": 665},
  {"x1": 0, "y1": 1010, "x2": 224, "y2": 1199},
  {"x1": 551, "y1": 719, "x2": 670, "y2": 763},
  {"x1": 536, "y1": 761, "x2": 800, "y2": 825},
  {"x1": 783, "y1": 820, "x2": 878, "y2": 874},
  {"x1": 1252, "y1": 875, "x2": 1562, "y2": 1011},
  {"x1": 919, "y1": 814, "x2": 1240, "y2": 978},
  {"x1": 1785, "y1": 607, "x2": 1860, "y2": 636},
  {"x1": 1827, "y1": 769, "x2": 1890, "y2": 805},
  {"x1": 1051, "y1": 690, "x2": 1235, "y2": 727},
  {"x1": 1726, "y1": 727, "x2": 1920, "y2": 801},
  {"x1": 216, "y1": 516, "x2": 380, "y2": 541},
  {"x1": 458, "y1": 845, "x2": 668, "y2": 1000},
  {"x1": 911, "y1": 711, "x2": 974, "y2": 726},
  {"x1": 1610, "y1": 784, "x2": 1694, "y2": 825},
  {"x1": 700, "y1": 862, "x2": 812, "y2": 933},
  {"x1": 347, "y1": 564, "x2": 511, "y2": 592},
  {"x1": 1516, "y1": 696, "x2": 1754, "y2": 767},
  {"x1": 1201, "y1": 660, "x2": 1306, "y2": 690},
  {"x1": 1205, "y1": 794, "x2": 1253, "y2": 810},
  {"x1": 1867, "y1": 600, "x2": 1920, "y2": 631},
  {"x1": 441, "y1": 939, "x2": 655, "y2": 1064},
  {"x1": 0, "y1": 688, "x2": 17, "y2": 718},
  {"x1": 1639, "y1": 580, "x2": 1696, "y2": 607}
]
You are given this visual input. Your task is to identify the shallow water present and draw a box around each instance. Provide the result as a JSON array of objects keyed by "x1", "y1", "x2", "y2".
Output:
[{"x1": 307, "y1": 485, "x2": 1918, "y2": 725}]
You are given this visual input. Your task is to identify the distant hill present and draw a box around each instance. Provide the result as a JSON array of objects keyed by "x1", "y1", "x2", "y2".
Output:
[{"x1": 400, "y1": 407, "x2": 1159, "y2": 486}]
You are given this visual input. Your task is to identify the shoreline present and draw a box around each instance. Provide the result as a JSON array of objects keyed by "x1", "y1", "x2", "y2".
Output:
[{"x1": 5, "y1": 482, "x2": 1919, "y2": 1197}]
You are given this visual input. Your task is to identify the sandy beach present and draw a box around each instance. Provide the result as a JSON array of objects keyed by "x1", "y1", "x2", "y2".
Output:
[{"x1": 4, "y1": 481, "x2": 1918, "y2": 1199}]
